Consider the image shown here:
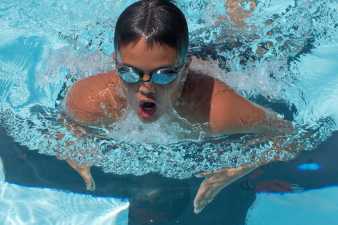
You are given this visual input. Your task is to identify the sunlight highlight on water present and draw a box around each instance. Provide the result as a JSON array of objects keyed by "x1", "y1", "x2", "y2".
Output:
[
  {"x1": 0, "y1": 182, "x2": 129, "y2": 225},
  {"x1": 0, "y1": 0, "x2": 337, "y2": 178}
]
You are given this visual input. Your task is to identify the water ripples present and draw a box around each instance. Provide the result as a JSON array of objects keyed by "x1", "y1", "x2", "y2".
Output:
[
  {"x1": 0, "y1": 182, "x2": 128, "y2": 225},
  {"x1": 0, "y1": 0, "x2": 337, "y2": 178}
]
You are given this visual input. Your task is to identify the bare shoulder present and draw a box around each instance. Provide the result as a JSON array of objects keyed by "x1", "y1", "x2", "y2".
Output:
[
  {"x1": 184, "y1": 58, "x2": 287, "y2": 134},
  {"x1": 209, "y1": 78, "x2": 266, "y2": 133},
  {"x1": 65, "y1": 72, "x2": 126, "y2": 125},
  {"x1": 178, "y1": 71, "x2": 215, "y2": 123}
]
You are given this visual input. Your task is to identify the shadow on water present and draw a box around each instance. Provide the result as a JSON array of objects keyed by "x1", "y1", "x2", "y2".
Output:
[{"x1": 0, "y1": 127, "x2": 338, "y2": 225}]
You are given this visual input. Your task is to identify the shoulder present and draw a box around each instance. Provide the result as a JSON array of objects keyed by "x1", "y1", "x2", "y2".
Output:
[
  {"x1": 65, "y1": 71, "x2": 126, "y2": 124},
  {"x1": 70, "y1": 72, "x2": 119, "y2": 90},
  {"x1": 178, "y1": 71, "x2": 215, "y2": 123},
  {"x1": 209, "y1": 78, "x2": 266, "y2": 133},
  {"x1": 184, "y1": 57, "x2": 267, "y2": 134},
  {"x1": 179, "y1": 70, "x2": 233, "y2": 124}
]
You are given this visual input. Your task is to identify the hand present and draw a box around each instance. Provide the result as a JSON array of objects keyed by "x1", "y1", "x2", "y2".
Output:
[
  {"x1": 193, "y1": 164, "x2": 256, "y2": 214},
  {"x1": 57, "y1": 116, "x2": 95, "y2": 191},
  {"x1": 66, "y1": 159, "x2": 96, "y2": 191}
]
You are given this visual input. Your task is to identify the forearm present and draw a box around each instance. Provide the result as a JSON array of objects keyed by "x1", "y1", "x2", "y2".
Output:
[{"x1": 55, "y1": 114, "x2": 96, "y2": 191}]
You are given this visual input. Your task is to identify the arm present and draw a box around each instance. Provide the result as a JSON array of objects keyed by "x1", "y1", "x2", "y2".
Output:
[
  {"x1": 55, "y1": 116, "x2": 96, "y2": 191},
  {"x1": 209, "y1": 79, "x2": 293, "y2": 135},
  {"x1": 60, "y1": 72, "x2": 126, "y2": 190},
  {"x1": 65, "y1": 72, "x2": 126, "y2": 125},
  {"x1": 194, "y1": 79, "x2": 293, "y2": 213}
]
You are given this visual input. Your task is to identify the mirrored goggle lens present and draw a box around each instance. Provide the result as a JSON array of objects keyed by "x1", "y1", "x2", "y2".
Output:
[
  {"x1": 118, "y1": 67, "x2": 140, "y2": 84},
  {"x1": 152, "y1": 70, "x2": 178, "y2": 85}
]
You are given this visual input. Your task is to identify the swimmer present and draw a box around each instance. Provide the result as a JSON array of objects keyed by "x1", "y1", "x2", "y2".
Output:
[{"x1": 64, "y1": 0, "x2": 292, "y2": 214}]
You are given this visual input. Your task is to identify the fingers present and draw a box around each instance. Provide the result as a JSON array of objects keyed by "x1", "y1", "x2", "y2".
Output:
[
  {"x1": 193, "y1": 165, "x2": 257, "y2": 214},
  {"x1": 193, "y1": 176, "x2": 228, "y2": 214},
  {"x1": 83, "y1": 172, "x2": 96, "y2": 191},
  {"x1": 77, "y1": 165, "x2": 96, "y2": 191},
  {"x1": 193, "y1": 181, "x2": 211, "y2": 214},
  {"x1": 66, "y1": 159, "x2": 96, "y2": 191}
]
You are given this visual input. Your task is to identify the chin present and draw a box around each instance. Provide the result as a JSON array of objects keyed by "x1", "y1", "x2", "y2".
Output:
[
  {"x1": 137, "y1": 111, "x2": 162, "y2": 123},
  {"x1": 138, "y1": 115, "x2": 160, "y2": 123}
]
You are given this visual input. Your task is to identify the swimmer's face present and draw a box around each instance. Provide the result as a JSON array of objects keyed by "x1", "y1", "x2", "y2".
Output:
[{"x1": 117, "y1": 37, "x2": 188, "y2": 122}]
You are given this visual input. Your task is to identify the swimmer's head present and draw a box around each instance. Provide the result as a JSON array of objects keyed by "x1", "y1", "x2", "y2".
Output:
[
  {"x1": 114, "y1": 0, "x2": 190, "y2": 122},
  {"x1": 114, "y1": 0, "x2": 188, "y2": 64}
]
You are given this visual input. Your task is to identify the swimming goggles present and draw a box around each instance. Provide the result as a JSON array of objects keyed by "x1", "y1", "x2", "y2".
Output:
[{"x1": 116, "y1": 64, "x2": 184, "y2": 85}]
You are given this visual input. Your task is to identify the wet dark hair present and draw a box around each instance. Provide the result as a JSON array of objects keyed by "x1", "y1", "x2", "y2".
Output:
[{"x1": 114, "y1": 0, "x2": 189, "y2": 64}]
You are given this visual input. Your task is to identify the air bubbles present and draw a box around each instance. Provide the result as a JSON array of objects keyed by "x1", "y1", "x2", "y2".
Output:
[{"x1": 0, "y1": 0, "x2": 337, "y2": 179}]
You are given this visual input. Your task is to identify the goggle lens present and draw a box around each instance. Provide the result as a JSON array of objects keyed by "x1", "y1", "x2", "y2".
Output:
[
  {"x1": 117, "y1": 66, "x2": 180, "y2": 85},
  {"x1": 118, "y1": 67, "x2": 140, "y2": 84},
  {"x1": 151, "y1": 69, "x2": 177, "y2": 85}
]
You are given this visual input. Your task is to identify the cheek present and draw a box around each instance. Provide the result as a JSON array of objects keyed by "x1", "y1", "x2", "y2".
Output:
[
  {"x1": 169, "y1": 79, "x2": 183, "y2": 100},
  {"x1": 157, "y1": 83, "x2": 180, "y2": 103},
  {"x1": 123, "y1": 85, "x2": 138, "y2": 102}
]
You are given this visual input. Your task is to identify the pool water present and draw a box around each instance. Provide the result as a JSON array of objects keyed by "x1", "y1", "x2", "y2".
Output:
[{"x1": 0, "y1": 0, "x2": 338, "y2": 224}]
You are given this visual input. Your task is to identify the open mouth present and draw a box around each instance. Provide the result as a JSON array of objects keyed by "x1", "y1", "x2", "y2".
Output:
[{"x1": 138, "y1": 101, "x2": 157, "y2": 119}]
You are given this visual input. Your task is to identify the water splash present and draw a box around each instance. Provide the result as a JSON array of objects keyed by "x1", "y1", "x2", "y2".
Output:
[{"x1": 0, "y1": 0, "x2": 337, "y2": 178}]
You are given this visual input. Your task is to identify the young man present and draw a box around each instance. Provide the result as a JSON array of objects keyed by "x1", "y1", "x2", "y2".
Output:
[{"x1": 65, "y1": 0, "x2": 291, "y2": 214}]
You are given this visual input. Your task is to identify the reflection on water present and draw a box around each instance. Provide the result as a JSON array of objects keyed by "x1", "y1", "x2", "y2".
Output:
[
  {"x1": 0, "y1": 1, "x2": 338, "y2": 224},
  {"x1": 0, "y1": 181, "x2": 129, "y2": 225},
  {"x1": 2, "y1": 127, "x2": 338, "y2": 225}
]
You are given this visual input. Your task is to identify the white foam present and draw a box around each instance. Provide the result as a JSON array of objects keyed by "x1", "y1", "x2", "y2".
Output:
[
  {"x1": 107, "y1": 110, "x2": 198, "y2": 144},
  {"x1": 254, "y1": 0, "x2": 295, "y2": 15},
  {"x1": 0, "y1": 0, "x2": 337, "y2": 179}
]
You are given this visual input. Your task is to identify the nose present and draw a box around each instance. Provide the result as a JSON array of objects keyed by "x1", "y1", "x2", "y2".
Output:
[{"x1": 138, "y1": 82, "x2": 155, "y2": 98}]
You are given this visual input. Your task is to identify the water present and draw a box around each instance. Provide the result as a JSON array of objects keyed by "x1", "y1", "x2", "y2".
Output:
[
  {"x1": 0, "y1": 0, "x2": 338, "y2": 224},
  {"x1": 0, "y1": 182, "x2": 129, "y2": 225}
]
